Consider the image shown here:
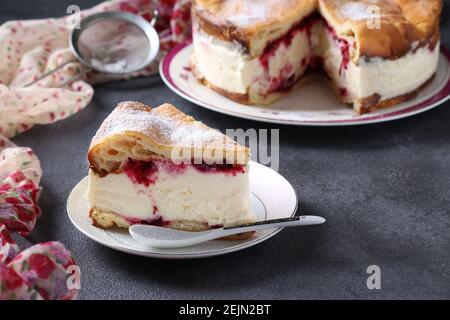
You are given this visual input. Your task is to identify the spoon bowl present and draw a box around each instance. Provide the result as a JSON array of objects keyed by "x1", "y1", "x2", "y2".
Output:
[{"x1": 129, "y1": 216, "x2": 326, "y2": 248}]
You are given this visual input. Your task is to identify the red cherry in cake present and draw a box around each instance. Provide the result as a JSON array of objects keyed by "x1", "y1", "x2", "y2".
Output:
[
  {"x1": 193, "y1": 163, "x2": 246, "y2": 176},
  {"x1": 325, "y1": 22, "x2": 350, "y2": 75},
  {"x1": 125, "y1": 215, "x2": 171, "y2": 228},
  {"x1": 123, "y1": 159, "x2": 158, "y2": 187},
  {"x1": 340, "y1": 87, "x2": 349, "y2": 98}
]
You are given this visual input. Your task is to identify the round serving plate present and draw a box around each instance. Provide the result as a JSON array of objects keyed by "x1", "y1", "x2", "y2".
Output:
[
  {"x1": 67, "y1": 161, "x2": 298, "y2": 259},
  {"x1": 160, "y1": 40, "x2": 450, "y2": 126}
]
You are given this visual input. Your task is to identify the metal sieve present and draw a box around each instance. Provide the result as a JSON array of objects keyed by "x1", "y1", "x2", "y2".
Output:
[{"x1": 25, "y1": 10, "x2": 160, "y2": 87}]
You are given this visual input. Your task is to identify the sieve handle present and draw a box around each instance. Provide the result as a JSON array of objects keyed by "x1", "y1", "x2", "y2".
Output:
[
  {"x1": 146, "y1": 9, "x2": 159, "y2": 27},
  {"x1": 23, "y1": 59, "x2": 78, "y2": 88},
  {"x1": 136, "y1": 8, "x2": 159, "y2": 27},
  {"x1": 59, "y1": 67, "x2": 92, "y2": 87}
]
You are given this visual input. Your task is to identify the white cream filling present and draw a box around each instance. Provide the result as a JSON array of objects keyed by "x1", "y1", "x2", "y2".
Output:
[
  {"x1": 193, "y1": 20, "x2": 440, "y2": 103},
  {"x1": 356, "y1": 44, "x2": 439, "y2": 100},
  {"x1": 192, "y1": 25, "x2": 313, "y2": 95},
  {"x1": 87, "y1": 165, "x2": 254, "y2": 227},
  {"x1": 192, "y1": 27, "x2": 253, "y2": 94},
  {"x1": 323, "y1": 28, "x2": 440, "y2": 101}
]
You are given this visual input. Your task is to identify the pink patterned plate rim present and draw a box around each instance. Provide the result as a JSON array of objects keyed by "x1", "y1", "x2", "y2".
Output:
[{"x1": 160, "y1": 40, "x2": 450, "y2": 126}]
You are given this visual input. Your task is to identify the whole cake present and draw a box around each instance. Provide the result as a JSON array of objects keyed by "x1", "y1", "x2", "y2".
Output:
[
  {"x1": 87, "y1": 101, "x2": 255, "y2": 231},
  {"x1": 191, "y1": 0, "x2": 442, "y2": 114}
]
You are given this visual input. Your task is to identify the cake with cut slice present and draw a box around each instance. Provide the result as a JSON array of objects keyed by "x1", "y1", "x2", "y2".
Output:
[
  {"x1": 191, "y1": 0, "x2": 442, "y2": 114},
  {"x1": 86, "y1": 101, "x2": 255, "y2": 231}
]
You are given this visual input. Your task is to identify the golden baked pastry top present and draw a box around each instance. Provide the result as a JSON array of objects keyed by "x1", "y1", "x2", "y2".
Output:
[
  {"x1": 193, "y1": 0, "x2": 442, "y2": 59},
  {"x1": 88, "y1": 101, "x2": 249, "y2": 175}
]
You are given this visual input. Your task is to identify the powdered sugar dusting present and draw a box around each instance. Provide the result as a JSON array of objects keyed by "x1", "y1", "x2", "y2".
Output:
[
  {"x1": 95, "y1": 107, "x2": 176, "y2": 144},
  {"x1": 170, "y1": 123, "x2": 227, "y2": 148},
  {"x1": 94, "y1": 105, "x2": 236, "y2": 150},
  {"x1": 224, "y1": 1, "x2": 269, "y2": 26},
  {"x1": 340, "y1": 2, "x2": 379, "y2": 21}
]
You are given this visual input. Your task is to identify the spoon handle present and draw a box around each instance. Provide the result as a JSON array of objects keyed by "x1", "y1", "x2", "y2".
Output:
[
  {"x1": 221, "y1": 215, "x2": 325, "y2": 236},
  {"x1": 225, "y1": 216, "x2": 300, "y2": 229}
]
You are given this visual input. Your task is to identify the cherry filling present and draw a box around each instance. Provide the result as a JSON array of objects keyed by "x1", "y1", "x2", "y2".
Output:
[
  {"x1": 258, "y1": 14, "x2": 352, "y2": 95},
  {"x1": 123, "y1": 158, "x2": 246, "y2": 186},
  {"x1": 267, "y1": 65, "x2": 295, "y2": 94},
  {"x1": 125, "y1": 215, "x2": 171, "y2": 227},
  {"x1": 428, "y1": 41, "x2": 438, "y2": 52},
  {"x1": 324, "y1": 22, "x2": 350, "y2": 75},
  {"x1": 260, "y1": 13, "x2": 322, "y2": 70},
  {"x1": 340, "y1": 87, "x2": 349, "y2": 98},
  {"x1": 259, "y1": 14, "x2": 322, "y2": 94},
  {"x1": 193, "y1": 163, "x2": 246, "y2": 176},
  {"x1": 123, "y1": 159, "x2": 158, "y2": 187}
]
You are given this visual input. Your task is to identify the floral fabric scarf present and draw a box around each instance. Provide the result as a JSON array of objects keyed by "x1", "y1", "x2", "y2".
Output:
[{"x1": 0, "y1": 0, "x2": 192, "y2": 300}]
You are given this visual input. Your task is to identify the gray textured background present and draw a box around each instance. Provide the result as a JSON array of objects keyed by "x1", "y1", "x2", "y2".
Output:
[{"x1": 1, "y1": 1, "x2": 449, "y2": 299}]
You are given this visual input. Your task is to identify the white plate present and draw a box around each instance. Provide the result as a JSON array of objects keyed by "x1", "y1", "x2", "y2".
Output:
[
  {"x1": 160, "y1": 41, "x2": 450, "y2": 126},
  {"x1": 67, "y1": 161, "x2": 298, "y2": 259}
]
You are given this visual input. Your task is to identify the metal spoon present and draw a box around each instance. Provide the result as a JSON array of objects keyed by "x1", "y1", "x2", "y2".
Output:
[{"x1": 129, "y1": 216, "x2": 326, "y2": 248}]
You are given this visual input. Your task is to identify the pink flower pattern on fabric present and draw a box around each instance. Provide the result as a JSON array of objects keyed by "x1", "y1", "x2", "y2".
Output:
[
  {"x1": 0, "y1": 142, "x2": 78, "y2": 300},
  {"x1": 0, "y1": 242, "x2": 78, "y2": 300},
  {"x1": 0, "y1": 0, "x2": 193, "y2": 300},
  {"x1": 0, "y1": 0, "x2": 192, "y2": 139}
]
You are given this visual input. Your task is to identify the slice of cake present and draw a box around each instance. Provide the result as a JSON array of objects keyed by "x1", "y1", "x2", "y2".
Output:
[
  {"x1": 319, "y1": 0, "x2": 441, "y2": 114},
  {"x1": 86, "y1": 101, "x2": 255, "y2": 231},
  {"x1": 191, "y1": 0, "x2": 442, "y2": 114},
  {"x1": 191, "y1": 0, "x2": 320, "y2": 105}
]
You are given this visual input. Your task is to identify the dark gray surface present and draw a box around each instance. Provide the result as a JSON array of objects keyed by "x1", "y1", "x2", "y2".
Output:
[{"x1": 2, "y1": 1, "x2": 449, "y2": 300}]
